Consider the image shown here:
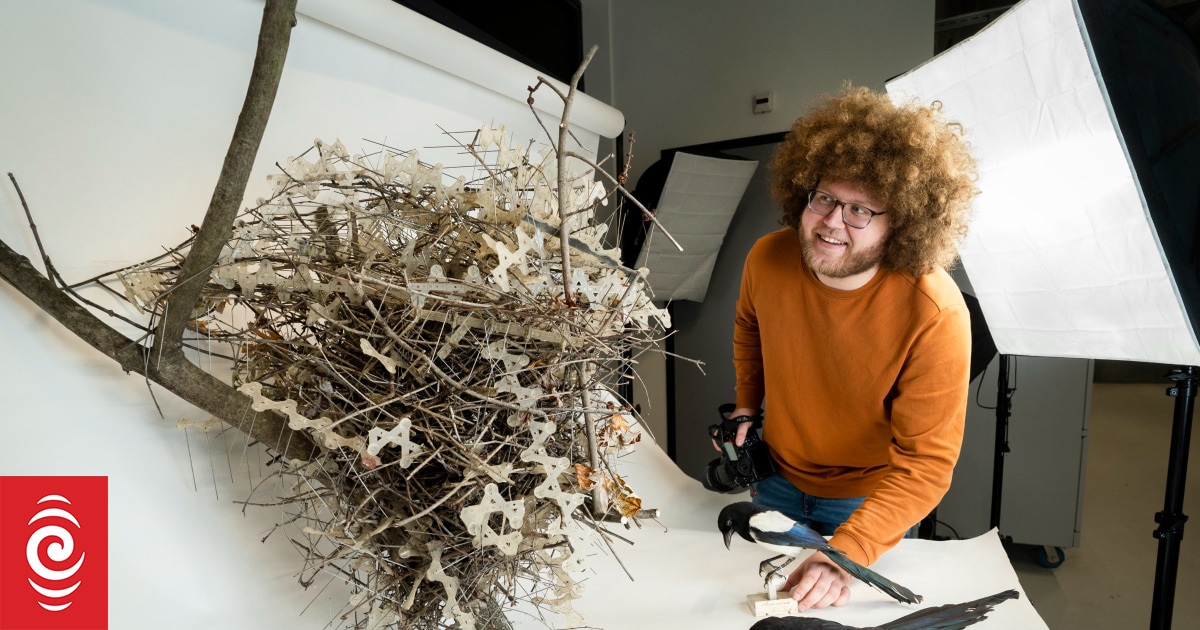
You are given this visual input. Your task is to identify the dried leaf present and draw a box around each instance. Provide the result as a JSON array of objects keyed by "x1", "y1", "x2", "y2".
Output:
[{"x1": 574, "y1": 463, "x2": 596, "y2": 490}]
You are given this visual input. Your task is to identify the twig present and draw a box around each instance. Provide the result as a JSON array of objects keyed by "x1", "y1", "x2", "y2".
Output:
[
  {"x1": 578, "y1": 366, "x2": 607, "y2": 516},
  {"x1": 6, "y1": 173, "x2": 66, "y2": 288},
  {"x1": 553, "y1": 44, "x2": 598, "y2": 305},
  {"x1": 567, "y1": 151, "x2": 682, "y2": 252}
]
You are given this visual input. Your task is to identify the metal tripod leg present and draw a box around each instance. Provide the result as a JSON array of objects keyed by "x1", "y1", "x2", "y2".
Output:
[{"x1": 1150, "y1": 366, "x2": 1197, "y2": 630}]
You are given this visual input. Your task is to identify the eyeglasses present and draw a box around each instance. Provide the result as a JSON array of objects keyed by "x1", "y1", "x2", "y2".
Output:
[{"x1": 806, "y1": 189, "x2": 886, "y2": 229}]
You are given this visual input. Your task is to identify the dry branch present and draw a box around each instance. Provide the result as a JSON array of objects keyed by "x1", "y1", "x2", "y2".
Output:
[{"x1": 158, "y1": 0, "x2": 298, "y2": 354}]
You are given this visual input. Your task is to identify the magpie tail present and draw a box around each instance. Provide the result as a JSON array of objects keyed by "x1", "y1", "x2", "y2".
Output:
[
  {"x1": 823, "y1": 552, "x2": 923, "y2": 604},
  {"x1": 876, "y1": 589, "x2": 1020, "y2": 630}
]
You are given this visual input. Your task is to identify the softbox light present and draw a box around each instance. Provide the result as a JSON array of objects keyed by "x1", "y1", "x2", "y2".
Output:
[
  {"x1": 887, "y1": 1, "x2": 1200, "y2": 627},
  {"x1": 888, "y1": 0, "x2": 1200, "y2": 365},
  {"x1": 631, "y1": 152, "x2": 758, "y2": 302}
]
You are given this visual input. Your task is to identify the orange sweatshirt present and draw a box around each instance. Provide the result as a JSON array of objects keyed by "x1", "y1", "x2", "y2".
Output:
[{"x1": 733, "y1": 227, "x2": 970, "y2": 566}]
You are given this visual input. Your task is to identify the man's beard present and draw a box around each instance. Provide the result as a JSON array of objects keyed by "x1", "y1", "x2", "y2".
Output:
[{"x1": 800, "y1": 230, "x2": 886, "y2": 279}]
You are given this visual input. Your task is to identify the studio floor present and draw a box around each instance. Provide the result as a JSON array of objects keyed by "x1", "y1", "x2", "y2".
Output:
[{"x1": 1006, "y1": 381, "x2": 1200, "y2": 629}]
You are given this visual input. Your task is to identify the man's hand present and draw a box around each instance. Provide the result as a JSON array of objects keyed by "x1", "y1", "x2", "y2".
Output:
[
  {"x1": 729, "y1": 406, "x2": 759, "y2": 446},
  {"x1": 709, "y1": 407, "x2": 759, "y2": 451},
  {"x1": 784, "y1": 553, "x2": 852, "y2": 611}
]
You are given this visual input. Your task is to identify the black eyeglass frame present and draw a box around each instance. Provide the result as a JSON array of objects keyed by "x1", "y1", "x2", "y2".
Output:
[{"x1": 806, "y1": 189, "x2": 887, "y2": 229}]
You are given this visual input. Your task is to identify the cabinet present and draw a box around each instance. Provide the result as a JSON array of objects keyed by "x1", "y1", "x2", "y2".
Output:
[{"x1": 937, "y1": 354, "x2": 1092, "y2": 551}]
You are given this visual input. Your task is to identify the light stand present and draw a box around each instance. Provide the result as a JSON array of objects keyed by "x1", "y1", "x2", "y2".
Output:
[
  {"x1": 1152, "y1": 366, "x2": 1198, "y2": 630},
  {"x1": 991, "y1": 354, "x2": 1012, "y2": 531}
]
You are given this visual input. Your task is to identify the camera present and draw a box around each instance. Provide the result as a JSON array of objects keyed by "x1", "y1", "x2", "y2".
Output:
[{"x1": 702, "y1": 403, "x2": 777, "y2": 493}]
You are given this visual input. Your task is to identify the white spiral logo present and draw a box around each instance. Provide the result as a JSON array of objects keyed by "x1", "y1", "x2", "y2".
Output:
[{"x1": 26, "y1": 494, "x2": 86, "y2": 612}]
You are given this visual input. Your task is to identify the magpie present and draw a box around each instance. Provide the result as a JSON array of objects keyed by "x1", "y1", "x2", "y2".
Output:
[
  {"x1": 746, "y1": 589, "x2": 1019, "y2": 629},
  {"x1": 718, "y1": 501, "x2": 922, "y2": 604}
]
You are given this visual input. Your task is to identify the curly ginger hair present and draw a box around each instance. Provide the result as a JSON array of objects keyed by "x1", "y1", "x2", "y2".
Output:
[{"x1": 771, "y1": 85, "x2": 979, "y2": 277}]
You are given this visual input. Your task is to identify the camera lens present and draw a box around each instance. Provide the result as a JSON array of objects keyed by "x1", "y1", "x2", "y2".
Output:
[
  {"x1": 702, "y1": 458, "x2": 736, "y2": 493},
  {"x1": 703, "y1": 457, "x2": 752, "y2": 494}
]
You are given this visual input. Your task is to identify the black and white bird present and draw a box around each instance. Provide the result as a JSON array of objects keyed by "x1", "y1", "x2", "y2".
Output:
[
  {"x1": 747, "y1": 589, "x2": 1019, "y2": 630},
  {"x1": 718, "y1": 501, "x2": 922, "y2": 605}
]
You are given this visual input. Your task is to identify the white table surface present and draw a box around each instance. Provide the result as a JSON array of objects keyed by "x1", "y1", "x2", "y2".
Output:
[{"x1": 523, "y1": 432, "x2": 1049, "y2": 630}]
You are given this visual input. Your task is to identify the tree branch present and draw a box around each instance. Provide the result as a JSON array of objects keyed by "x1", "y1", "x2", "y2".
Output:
[
  {"x1": 157, "y1": 0, "x2": 297, "y2": 356},
  {"x1": 0, "y1": 239, "x2": 314, "y2": 461}
]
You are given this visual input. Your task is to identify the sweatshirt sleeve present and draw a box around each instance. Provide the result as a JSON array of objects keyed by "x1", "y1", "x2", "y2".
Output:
[
  {"x1": 828, "y1": 301, "x2": 971, "y2": 566},
  {"x1": 733, "y1": 244, "x2": 766, "y2": 411}
]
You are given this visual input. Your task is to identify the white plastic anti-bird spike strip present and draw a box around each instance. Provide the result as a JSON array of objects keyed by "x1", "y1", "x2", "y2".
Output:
[
  {"x1": 365, "y1": 417, "x2": 423, "y2": 468},
  {"x1": 425, "y1": 544, "x2": 475, "y2": 630},
  {"x1": 435, "y1": 316, "x2": 473, "y2": 359},
  {"x1": 175, "y1": 417, "x2": 224, "y2": 431},
  {"x1": 237, "y1": 382, "x2": 366, "y2": 454},
  {"x1": 480, "y1": 232, "x2": 530, "y2": 292},
  {"x1": 116, "y1": 265, "x2": 168, "y2": 309},
  {"x1": 531, "y1": 548, "x2": 587, "y2": 627},
  {"x1": 359, "y1": 338, "x2": 398, "y2": 374},
  {"x1": 460, "y1": 482, "x2": 527, "y2": 555}
]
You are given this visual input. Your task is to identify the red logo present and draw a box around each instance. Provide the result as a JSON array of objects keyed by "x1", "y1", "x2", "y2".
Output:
[{"x1": 0, "y1": 477, "x2": 107, "y2": 630}]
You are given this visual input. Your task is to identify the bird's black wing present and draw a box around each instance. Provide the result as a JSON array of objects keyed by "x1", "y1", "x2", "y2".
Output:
[
  {"x1": 821, "y1": 552, "x2": 923, "y2": 605},
  {"x1": 749, "y1": 617, "x2": 857, "y2": 630},
  {"x1": 744, "y1": 589, "x2": 1019, "y2": 630},
  {"x1": 876, "y1": 589, "x2": 1019, "y2": 630},
  {"x1": 751, "y1": 521, "x2": 834, "y2": 552}
]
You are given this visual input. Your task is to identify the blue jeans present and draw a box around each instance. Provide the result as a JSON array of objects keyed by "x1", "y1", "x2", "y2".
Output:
[
  {"x1": 752, "y1": 474, "x2": 865, "y2": 536},
  {"x1": 753, "y1": 474, "x2": 920, "y2": 539}
]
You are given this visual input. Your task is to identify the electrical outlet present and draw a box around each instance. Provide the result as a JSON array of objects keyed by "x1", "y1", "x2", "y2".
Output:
[{"x1": 753, "y1": 92, "x2": 773, "y2": 114}]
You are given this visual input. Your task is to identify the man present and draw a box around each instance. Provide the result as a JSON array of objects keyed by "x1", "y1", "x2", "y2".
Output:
[{"x1": 726, "y1": 85, "x2": 978, "y2": 611}]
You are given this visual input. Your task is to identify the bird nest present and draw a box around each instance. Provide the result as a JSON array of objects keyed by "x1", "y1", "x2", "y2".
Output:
[{"x1": 115, "y1": 128, "x2": 670, "y2": 629}]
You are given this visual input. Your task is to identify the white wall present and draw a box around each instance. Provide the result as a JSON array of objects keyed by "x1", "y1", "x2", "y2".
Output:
[
  {"x1": 0, "y1": 1, "x2": 617, "y2": 628},
  {"x1": 609, "y1": 0, "x2": 934, "y2": 185},
  {"x1": 598, "y1": 0, "x2": 935, "y2": 450}
]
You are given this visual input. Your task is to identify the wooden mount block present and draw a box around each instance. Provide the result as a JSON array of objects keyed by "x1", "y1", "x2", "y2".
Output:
[{"x1": 746, "y1": 592, "x2": 798, "y2": 617}]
